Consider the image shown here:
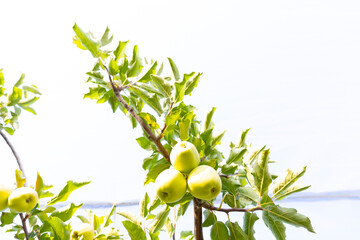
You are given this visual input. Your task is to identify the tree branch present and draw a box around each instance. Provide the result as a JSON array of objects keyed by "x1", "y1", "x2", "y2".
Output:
[
  {"x1": 199, "y1": 201, "x2": 263, "y2": 214},
  {"x1": 0, "y1": 130, "x2": 26, "y2": 178},
  {"x1": 0, "y1": 130, "x2": 30, "y2": 240},
  {"x1": 193, "y1": 198, "x2": 203, "y2": 240},
  {"x1": 102, "y1": 64, "x2": 170, "y2": 162}
]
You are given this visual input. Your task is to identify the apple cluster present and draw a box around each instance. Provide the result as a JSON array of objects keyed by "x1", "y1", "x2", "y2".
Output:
[
  {"x1": 0, "y1": 185, "x2": 39, "y2": 213},
  {"x1": 155, "y1": 141, "x2": 222, "y2": 203}
]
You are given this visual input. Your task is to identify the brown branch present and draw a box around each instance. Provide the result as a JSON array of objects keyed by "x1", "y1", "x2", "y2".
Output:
[
  {"x1": 102, "y1": 64, "x2": 170, "y2": 162},
  {"x1": 0, "y1": 130, "x2": 26, "y2": 179},
  {"x1": 199, "y1": 201, "x2": 263, "y2": 214},
  {"x1": 0, "y1": 130, "x2": 30, "y2": 240},
  {"x1": 193, "y1": 198, "x2": 203, "y2": 240}
]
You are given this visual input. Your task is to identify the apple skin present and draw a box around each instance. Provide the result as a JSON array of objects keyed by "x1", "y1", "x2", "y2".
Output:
[
  {"x1": 71, "y1": 223, "x2": 95, "y2": 240},
  {"x1": 7, "y1": 187, "x2": 39, "y2": 213},
  {"x1": 0, "y1": 185, "x2": 12, "y2": 211},
  {"x1": 187, "y1": 165, "x2": 222, "y2": 200},
  {"x1": 170, "y1": 141, "x2": 200, "y2": 173},
  {"x1": 155, "y1": 169, "x2": 187, "y2": 203}
]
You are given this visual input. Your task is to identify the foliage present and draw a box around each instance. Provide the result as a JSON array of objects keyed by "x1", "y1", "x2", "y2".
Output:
[
  {"x1": 73, "y1": 25, "x2": 315, "y2": 239},
  {"x1": 0, "y1": 70, "x2": 41, "y2": 135}
]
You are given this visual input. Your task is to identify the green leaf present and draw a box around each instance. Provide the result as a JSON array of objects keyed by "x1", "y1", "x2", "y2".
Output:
[
  {"x1": 148, "y1": 195, "x2": 161, "y2": 213},
  {"x1": 84, "y1": 87, "x2": 106, "y2": 100},
  {"x1": 272, "y1": 166, "x2": 307, "y2": 198},
  {"x1": 210, "y1": 221, "x2": 229, "y2": 240},
  {"x1": 227, "y1": 147, "x2": 247, "y2": 165},
  {"x1": 262, "y1": 210, "x2": 286, "y2": 240},
  {"x1": 236, "y1": 128, "x2": 250, "y2": 148},
  {"x1": 117, "y1": 210, "x2": 142, "y2": 227},
  {"x1": 246, "y1": 146, "x2": 266, "y2": 165},
  {"x1": 138, "y1": 112, "x2": 159, "y2": 130},
  {"x1": 179, "y1": 119, "x2": 191, "y2": 141},
  {"x1": 140, "y1": 192, "x2": 149, "y2": 218},
  {"x1": 18, "y1": 96, "x2": 39, "y2": 107},
  {"x1": 136, "y1": 136, "x2": 155, "y2": 151},
  {"x1": 8, "y1": 86, "x2": 22, "y2": 106},
  {"x1": 18, "y1": 105, "x2": 36, "y2": 115},
  {"x1": 243, "y1": 212, "x2": 259, "y2": 240},
  {"x1": 265, "y1": 205, "x2": 315, "y2": 233},
  {"x1": 15, "y1": 73, "x2": 25, "y2": 87},
  {"x1": 15, "y1": 169, "x2": 26, "y2": 188},
  {"x1": 0, "y1": 69, "x2": 4, "y2": 86},
  {"x1": 22, "y1": 85, "x2": 41, "y2": 95},
  {"x1": 211, "y1": 130, "x2": 226, "y2": 148},
  {"x1": 237, "y1": 187, "x2": 259, "y2": 204},
  {"x1": 165, "y1": 217, "x2": 175, "y2": 238},
  {"x1": 184, "y1": 72, "x2": 201, "y2": 96},
  {"x1": 148, "y1": 205, "x2": 170, "y2": 234},
  {"x1": 35, "y1": 172, "x2": 54, "y2": 199},
  {"x1": 103, "y1": 205, "x2": 116, "y2": 227},
  {"x1": 251, "y1": 149, "x2": 272, "y2": 198},
  {"x1": 274, "y1": 184, "x2": 311, "y2": 200},
  {"x1": 47, "y1": 181, "x2": 90, "y2": 205},
  {"x1": 165, "y1": 108, "x2": 181, "y2": 127},
  {"x1": 180, "y1": 231, "x2": 194, "y2": 240},
  {"x1": 4, "y1": 127, "x2": 14, "y2": 135},
  {"x1": 131, "y1": 86, "x2": 163, "y2": 116},
  {"x1": 114, "y1": 41, "x2": 129, "y2": 62},
  {"x1": 203, "y1": 107, "x2": 216, "y2": 132},
  {"x1": 73, "y1": 23, "x2": 100, "y2": 58},
  {"x1": 1, "y1": 212, "x2": 16, "y2": 226},
  {"x1": 73, "y1": 35, "x2": 87, "y2": 50},
  {"x1": 202, "y1": 209, "x2": 216, "y2": 227},
  {"x1": 150, "y1": 74, "x2": 172, "y2": 99},
  {"x1": 100, "y1": 26, "x2": 113, "y2": 46},
  {"x1": 137, "y1": 62, "x2": 158, "y2": 83},
  {"x1": 51, "y1": 203, "x2": 83, "y2": 222},
  {"x1": 46, "y1": 216, "x2": 70, "y2": 240},
  {"x1": 225, "y1": 221, "x2": 248, "y2": 240},
  {"x1": 122, "y1": 220, "x2": 146, "y2": 240},
  {"x1": 128, "y1": 45, "x2": 142, "y2": 77},
  {"x1": 168, "y1": 58, "x2": 180, "y2": 81}
]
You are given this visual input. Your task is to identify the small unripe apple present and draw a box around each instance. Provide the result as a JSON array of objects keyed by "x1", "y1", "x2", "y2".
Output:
[
  {"x1": 8, "y1": 187, "x2": 39, "y2": 213},
  {"x1": 71, "y1": 223, "x2": 95, "y2": 240},
  {"x1": 187, "y1": 165, "x2": 222, "y2": 200},
  {"x1": 155, "y1": 168, "x2": 187, "y2": 203},
  {"x1": 170, "y1": 141, "x2": 200, "y2": 173},
  {"x1": 0, "y1": 185, "x2": 12, "y2": 211}
]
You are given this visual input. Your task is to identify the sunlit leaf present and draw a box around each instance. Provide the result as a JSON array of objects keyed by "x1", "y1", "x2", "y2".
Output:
[
  {"x1": 122, "y1": 220, "x2": 146, "y2": 240},
  {"x1": 148, "y1": 205, "x2": 170, "y2": 234},
  {"x1": 73, "y1": 23, "x2": 100, "y2": 58},
  {"x1": 100, "y1": 26, "x2": 113, "y2": 46},
  {"x1": 251, "y1": 149, "x2": 272, "y2": 198},
  {"x1": 272, "y1": 166, "x2": 307, "y2": 198},
  {"x1": 51, "y1": 203, "x2": 83, "y2": 222},
  {"x1": 140, "y1": 192, "x2": 149, "y2": 218},
  {"x1": 47, "y1": 181, "x2": 90, "y2": 205},
  {"x1": 117, "y1": 210, "x2": 142, "y2": 227}
]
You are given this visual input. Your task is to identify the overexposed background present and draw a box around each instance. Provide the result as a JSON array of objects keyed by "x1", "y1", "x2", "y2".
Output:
[{"x1": 1, "y1": 0, "x2": 360, "y2": 238}]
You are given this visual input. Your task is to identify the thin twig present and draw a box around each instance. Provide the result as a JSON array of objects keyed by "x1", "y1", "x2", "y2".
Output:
[
  {"x1": 102, "y1": 63, "x2": 170, "y2": 162},
  {"x1": 0, "y1": 130, "x2": 26, "y2": 178},
  {"x1": 199, "y1": 201, "x2": 263, "y2": 214},
  {"x1": 0, "y1": 130, "x2": 30, "y2": 240}
]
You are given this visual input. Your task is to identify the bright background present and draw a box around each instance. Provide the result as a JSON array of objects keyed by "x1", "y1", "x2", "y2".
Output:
[{"x1": 1, "y1": 0, "x2": 360, "y2": 239}]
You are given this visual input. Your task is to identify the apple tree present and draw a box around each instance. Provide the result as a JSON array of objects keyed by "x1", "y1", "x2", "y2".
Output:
[
  {"x1": 0, "y1": 71, "x2": 122, "y2": 239},
  {"x1": 73, "y1": 25, "x2": 315, "y2": 240}
]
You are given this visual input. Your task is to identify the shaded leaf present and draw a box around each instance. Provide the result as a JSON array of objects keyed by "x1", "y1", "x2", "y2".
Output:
[
  {"x1": 243, "y1": 212, "x2": 259, "y2": 240},
  {"x1": 262, "y1": 210, "x2": 286, "y2": 240},
  {"x1": 210, "y1": 221, "x2": 229, "y2": 240},
  {"x1": 225, "y1": 221, "x2": 248, "y2": 240},
  {"x1": 122, "y1": 220, "x2": 146, "y2": 240}
]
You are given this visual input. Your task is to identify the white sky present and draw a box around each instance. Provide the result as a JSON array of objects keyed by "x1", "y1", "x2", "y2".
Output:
[{"x1": 1, "y1": 0, "x2": 360, "y2": 203}]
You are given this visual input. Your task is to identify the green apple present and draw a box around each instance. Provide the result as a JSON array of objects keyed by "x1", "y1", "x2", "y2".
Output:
[
  {"x1": 71, "y1": 223, "x2": 95, "y2": 240},
  {"x1": 8, "y1": 187, "x2": 39, "y2": 213},
  {"x1": 170, "y1": 141, "x2": 200, "y2": 173},
  {"x1": 187, "y1": 165, "x2": 222, "y2": 200},
  {"x1": 71, "y1": 223, "x2": 94, "y2": 240},
  {"x1": 0, "y1": 185, "x2": 12, "y2": 211},
  {"x1": 155, "y1": 168, "x2": 187, "y2": 203}
]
